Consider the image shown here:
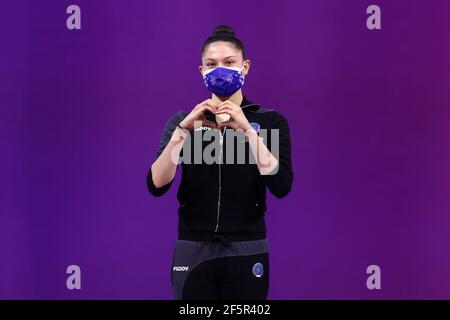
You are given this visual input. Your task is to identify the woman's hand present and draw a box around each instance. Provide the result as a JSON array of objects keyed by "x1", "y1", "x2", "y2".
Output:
[
  {"x1": 178, "y1": 99, "x2": 218, "y2": 131},
  {"x1": 216, "y1": 100, "x2": 252, "y2": 131}
]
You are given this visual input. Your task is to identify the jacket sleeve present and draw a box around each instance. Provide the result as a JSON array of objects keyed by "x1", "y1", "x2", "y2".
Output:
[
  {"x1": 146, "y1": 111, "x2": 186, "y2": 197},
  {"x1": 260, "y1": 111, "x2": 293, "y2": 199}
]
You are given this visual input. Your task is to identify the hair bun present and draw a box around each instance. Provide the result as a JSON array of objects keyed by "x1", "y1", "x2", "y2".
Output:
[{"x1": 212, "y1": 25, "x2": 236, "y2": 37}]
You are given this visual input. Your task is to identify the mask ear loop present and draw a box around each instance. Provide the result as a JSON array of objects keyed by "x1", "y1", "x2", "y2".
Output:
[
  {"x1": 202, "y1": 66, "x2": 213, "y2": 78},
  {"x1": 239, "y1": 61, "x2": 246, "y2": 85},
  {"x1": 240, "y1": 61, "x2": 246, "y2": 72}
]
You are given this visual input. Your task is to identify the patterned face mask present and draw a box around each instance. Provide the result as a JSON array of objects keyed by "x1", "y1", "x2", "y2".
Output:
[{"x1": 202, "y1": 62, "x2": 246, "y2": 97}]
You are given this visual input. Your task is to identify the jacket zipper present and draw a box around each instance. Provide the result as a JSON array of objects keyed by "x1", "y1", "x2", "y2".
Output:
[
  {"x1": 214, "y1": 126, "x2": 227, "y2": 232},
  {"x1": 213, "y1": 103, "x2": 259, "y2": 232}
]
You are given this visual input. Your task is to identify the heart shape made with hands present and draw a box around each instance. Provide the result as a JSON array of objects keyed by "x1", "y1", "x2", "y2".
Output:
[
  {"x1": 204, "y1": 106, "x2": 231, "y2": 126},
  {"x1": 215, "y1": 112, "x2": 231, "y2": 125}
]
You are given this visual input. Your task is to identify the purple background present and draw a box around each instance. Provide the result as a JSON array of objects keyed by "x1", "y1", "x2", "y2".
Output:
[{"x1": 1, "y1": 0, "x2": 450, "y2": 299}]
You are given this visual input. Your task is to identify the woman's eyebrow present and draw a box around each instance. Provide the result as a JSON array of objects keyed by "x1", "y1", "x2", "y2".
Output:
[
  {"x1": 205, "y1": 56, "x2": 236, "y2": 62},
  {"x1": 203, "y1": 57, "x2": 237, "y2": 66}
]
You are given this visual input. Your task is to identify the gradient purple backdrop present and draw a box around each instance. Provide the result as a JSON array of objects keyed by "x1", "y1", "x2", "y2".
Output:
[{"x1": 1, "y1": 0, "x2": 449, "y2": 299}]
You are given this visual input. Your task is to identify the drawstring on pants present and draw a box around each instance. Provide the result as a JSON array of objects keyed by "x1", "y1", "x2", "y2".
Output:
[{"x1": 207, "y1": 234, "x2": 231, "y2": 247}]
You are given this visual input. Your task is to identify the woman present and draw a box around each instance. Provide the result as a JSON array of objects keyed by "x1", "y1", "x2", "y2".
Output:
[{"x1": 147, "y1": 25, "x2": 293, "y2": 300}]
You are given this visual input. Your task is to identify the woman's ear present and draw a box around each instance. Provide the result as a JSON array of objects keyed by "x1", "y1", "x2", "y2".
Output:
[
  {"x1": 198, "y1": 65, "x2": 204, "y2": 76},
  {"x1": 243, "y1": 59, "x2": 251, "y2": 76}
]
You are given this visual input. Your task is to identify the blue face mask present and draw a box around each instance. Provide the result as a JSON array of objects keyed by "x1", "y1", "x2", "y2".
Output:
[{"x1": 202, "y1": 62, "x2": 246, "y2": 97}]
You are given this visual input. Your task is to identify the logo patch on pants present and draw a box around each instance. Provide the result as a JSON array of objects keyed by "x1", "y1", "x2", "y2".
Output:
[{"x1": 252, "y1": 262, "x2": 264, "y2": 278}]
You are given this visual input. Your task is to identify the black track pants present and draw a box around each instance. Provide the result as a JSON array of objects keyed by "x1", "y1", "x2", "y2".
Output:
[{"x1": 171, "y1": 237, "x2": 269, "y2": 300}]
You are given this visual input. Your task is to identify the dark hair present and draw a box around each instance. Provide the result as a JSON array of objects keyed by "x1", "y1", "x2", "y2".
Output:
[{"x1": 201, "y1": 25, "x2": 246, "y2": 61}]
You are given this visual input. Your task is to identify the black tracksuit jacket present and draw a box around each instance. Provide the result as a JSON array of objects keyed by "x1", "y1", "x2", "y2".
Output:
[{"x1": 147, "y1": 95, "x2": 293, "y2": 241}]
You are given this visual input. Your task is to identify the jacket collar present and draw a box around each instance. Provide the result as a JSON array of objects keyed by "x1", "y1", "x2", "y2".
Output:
[{"x1": 241, "y1": 95, "x2": 260, "y2": 112}]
